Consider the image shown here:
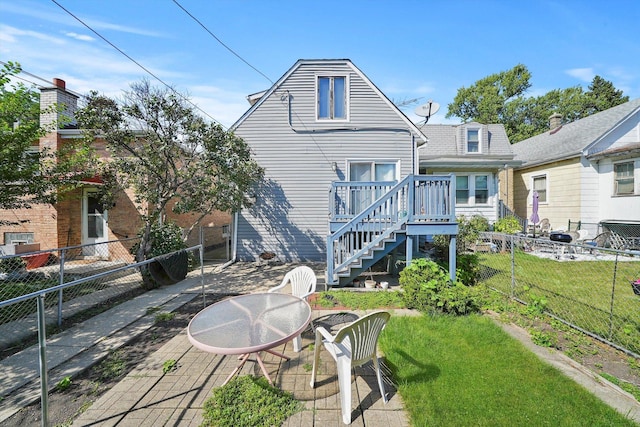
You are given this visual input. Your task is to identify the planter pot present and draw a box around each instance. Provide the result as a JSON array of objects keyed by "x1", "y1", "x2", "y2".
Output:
[
  {"x1": 364, "y1": 280, "x2": 376, "y2": 289},
  {"x1": 380, "y1": 281, "x2": 389, "y2": 290}
]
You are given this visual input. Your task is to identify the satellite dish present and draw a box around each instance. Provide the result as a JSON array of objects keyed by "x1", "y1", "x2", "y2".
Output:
[{"x1": 414, "y1": 100, "x2": 440, "y2": 118}]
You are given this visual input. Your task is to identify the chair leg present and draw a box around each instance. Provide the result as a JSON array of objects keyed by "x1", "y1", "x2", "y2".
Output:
[
  {"x1": 372, "y1": 356, "x2": 388, "y2": 403},
  {"x1": 336, "y1": 358, "x2": 353, "y2": 424},
  {"x1": 310, "y1": 331, "x2": 322, "y2": 388}
]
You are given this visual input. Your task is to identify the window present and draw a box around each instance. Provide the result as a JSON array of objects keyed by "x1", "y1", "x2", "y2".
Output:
[
  {"x1": 614, "y1": 162, "x2": 634, "y2": 195},
  {"x1": 475, "y1": 175, "x2": 488, "y2": 203},
  {"x1": 456, "y1": 176, "x2": 469, "y2": 204},
  {"x1": 455, "y1": 174, "x2": 490, "y2": 205},
  {"x1": 4, "y1": 232, "x2": 35, "y2": 245},
  {"x1": 318, "y1": 76, "x2": 346, "y2": 120},
  {"x1": 348, "y1": 161, "x2": 397, "y2": 214},
  {"x1": 532, "y1": 175, "x2": 547, "y2": 202},
  {"x1": 466, "y1": 129, "x2": 480, "y2": 153}
]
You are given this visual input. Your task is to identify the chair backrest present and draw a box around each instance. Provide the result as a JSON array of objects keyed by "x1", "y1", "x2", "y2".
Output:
[
  {"x1": 595, "y1": 232, "x2": 611, "y2": 247},
  {"x1": 334, "y1": 311, "x2": 390, "y2": 364},
  {"x1": 577, "y1": 229, "x2": 589, "y2": 241},
  {"x1": 539, "y1": 218, "x2": 550, "y2": 233},
  {"x1": 281, "y1": 266, "x2": 317, "y2": 299}
]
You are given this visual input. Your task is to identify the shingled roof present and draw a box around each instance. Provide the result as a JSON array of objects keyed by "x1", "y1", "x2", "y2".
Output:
[{"x1": 512, "y1": 98, "x2": 640, "y2": 168}]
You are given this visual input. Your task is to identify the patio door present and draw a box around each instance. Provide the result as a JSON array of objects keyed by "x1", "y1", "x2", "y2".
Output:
[
  {"x1": 82, "y1": 189, "x2": 109, "y2": 258},
  {"x1": 348, "y1": 161, "x2": 397, "y2": 215}
]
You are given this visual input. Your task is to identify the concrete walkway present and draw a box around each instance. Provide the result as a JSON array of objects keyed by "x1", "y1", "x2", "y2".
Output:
[{"x1": 1, "y1": 261, "x2": 640, "y2": 426}]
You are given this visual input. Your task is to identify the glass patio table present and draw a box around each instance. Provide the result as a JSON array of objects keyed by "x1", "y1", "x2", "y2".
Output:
[{"x1": 187, "y1": 292, "x2": 311, "y2": 385}]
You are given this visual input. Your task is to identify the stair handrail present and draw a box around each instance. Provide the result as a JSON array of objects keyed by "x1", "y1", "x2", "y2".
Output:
[{"x1": 327, "y1": 176, "x2": 413, "y2": 283}]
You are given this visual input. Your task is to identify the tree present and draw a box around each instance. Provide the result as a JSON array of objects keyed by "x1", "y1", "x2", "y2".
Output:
[
  {"x1": 447, "y1": 65, "x2": 629, "y2": 143},
  {"x1": 0, "y1": 62, "x2": 94, "y2": 218},
  {"x1": 75, "y1": 80, "x2": 264, "y2": 264}
]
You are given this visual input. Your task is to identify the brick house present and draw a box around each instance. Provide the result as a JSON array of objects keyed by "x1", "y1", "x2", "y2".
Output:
[{"x1": 0, "y1": 79, "x2": 230, "y2": 259}]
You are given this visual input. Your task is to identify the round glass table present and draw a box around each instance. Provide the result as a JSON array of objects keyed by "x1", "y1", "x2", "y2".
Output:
[{"x1": 187, "y1": 292, "x2": 311, "y2": 385}]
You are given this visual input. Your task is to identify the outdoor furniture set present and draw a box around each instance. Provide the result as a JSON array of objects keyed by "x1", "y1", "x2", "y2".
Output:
[{"x1": 187, "y1": 266, "x2": 389, "y2": 425}]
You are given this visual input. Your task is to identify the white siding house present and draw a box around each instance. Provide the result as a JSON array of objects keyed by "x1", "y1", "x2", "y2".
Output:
[{"x1": 231, "y1": 59, "x2": 426, "y2": 263}]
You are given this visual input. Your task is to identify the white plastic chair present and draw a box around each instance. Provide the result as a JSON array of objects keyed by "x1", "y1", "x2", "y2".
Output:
[
  {"x1": 310, "y1": 311, "x2": 391, "y2": 424},
  {"x1": 268, "y1": 266, "x2": 316, "y2": 351}
]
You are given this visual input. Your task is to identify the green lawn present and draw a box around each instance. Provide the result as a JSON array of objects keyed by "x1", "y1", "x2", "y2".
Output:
[
  {"x1": 478, "y1": 251, "x2": 640, "y2": 354},
  {"x1": 379, "y1": 314, "x2": 637, "y2": 426}
]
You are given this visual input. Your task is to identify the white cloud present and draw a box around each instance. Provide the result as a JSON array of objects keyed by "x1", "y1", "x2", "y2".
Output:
[
  {"x1": 64, "y1": 32, "x2": 95, "y2": 42},
  {"x1": 565, "y1": 67, "x2": 595, "y2": 82}
]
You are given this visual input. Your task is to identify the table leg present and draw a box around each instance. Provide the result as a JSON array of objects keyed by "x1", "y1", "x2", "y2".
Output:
[
  {"x1": 255, "y1": 352, "x2": 273, "y2": 385},
  {"x1": 223, "y1": 353, "x2": 251, "y2": 385},
  {"x1": 265, "y1": 348, "x2": 290, "y2": 361}
]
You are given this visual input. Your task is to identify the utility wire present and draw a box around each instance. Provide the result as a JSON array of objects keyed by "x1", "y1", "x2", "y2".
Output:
[
  {"x1": 172, "y1": 0, "x2": 274, "y2": 85},
  {"x1": 1, "y1": 60, "x2": 85, "y2": 98},
  {"x1": 50, "y1": 0, "x2": 225, "y2": 127}
]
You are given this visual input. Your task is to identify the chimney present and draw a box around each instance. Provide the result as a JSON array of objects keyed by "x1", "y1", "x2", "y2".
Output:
[
  {"x1": 40, "y1": 78, "x2": 78, "y2": 130},
  {"x1": 549, "y1": 113, "x2": 563, "y2": 131}
]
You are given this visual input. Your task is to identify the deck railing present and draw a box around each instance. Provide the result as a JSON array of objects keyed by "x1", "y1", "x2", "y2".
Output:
[{"x1": 327, "y1": 174, "x2": 454, "y2": 284}]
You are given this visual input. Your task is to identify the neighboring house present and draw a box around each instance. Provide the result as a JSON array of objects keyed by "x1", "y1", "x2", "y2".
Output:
[
  {"x1": 0, "y1": 79, "x2": 229, "y2": 259},
  {"x1": 510, "y1": 99, "x2": 640, "y2": 241},
  {"x1": 418, "y1": 122, "x2": 521, "y2": 223},
  {"x1": 231, "y1": 59, "x2": 458, "y2": 285}
]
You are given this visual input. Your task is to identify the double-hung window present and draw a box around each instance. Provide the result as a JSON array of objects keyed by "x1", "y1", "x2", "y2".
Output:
[
  {"x1": 456, "y1": 176, "x2": 470, "y2": 204},
  {"x1": 466, "y1": 129, "x2": 480, "y2": 153},
  {"x1": 318, "y1": 76, "x2": 346, "y2": 120},
  {"x1": 532, "y1": 175, "x2": 547, "y2": 202},
  {"x1": 455, "y1": 174, "x2": 489, "y2": 205},
  {"x1": 614, "y1": 161, "x2": 635, "y2": 195}
]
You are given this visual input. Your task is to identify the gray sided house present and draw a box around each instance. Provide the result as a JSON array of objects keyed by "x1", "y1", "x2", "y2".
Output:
[
  {"x1": 231, "y1": 59, "x2": 458, "y2": 285},
  {"x1": 511, "y1": 99, "x2": 640, "y2": 244},
  {"x1": 418, "y1": 122, "x2": 520, "y2": 223}
]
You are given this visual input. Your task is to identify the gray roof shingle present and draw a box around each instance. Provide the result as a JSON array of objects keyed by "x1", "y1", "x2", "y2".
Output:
[{"x1": 512, "y1": 98, "x2": 640, "y2": 167}]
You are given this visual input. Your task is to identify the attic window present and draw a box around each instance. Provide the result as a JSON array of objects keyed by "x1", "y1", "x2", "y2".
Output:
[
  {"x1": 466, "y1": 128, "x2": 480, "y2": 153},
  {"x1": 317, "y1": 76, "x2": 347, "y2": 120}
]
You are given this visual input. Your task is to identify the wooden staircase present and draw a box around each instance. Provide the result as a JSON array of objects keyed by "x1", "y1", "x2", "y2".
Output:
[{"x1": 327, "y1": 174, "x2": 458, "y2": 286}]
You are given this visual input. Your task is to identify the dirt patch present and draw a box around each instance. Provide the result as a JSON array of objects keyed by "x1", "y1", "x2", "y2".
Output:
[{"x1": 3, "y1": 293, "x2": 233, "y2": 427}]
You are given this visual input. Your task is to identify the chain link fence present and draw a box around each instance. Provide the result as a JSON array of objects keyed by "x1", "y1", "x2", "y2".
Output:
[
  {"x1": 0, "y1": 238, "x2": 143, "y2": 358},
  {"x1": 476, "y1": 232, "x2": 640, "y2": 357}
]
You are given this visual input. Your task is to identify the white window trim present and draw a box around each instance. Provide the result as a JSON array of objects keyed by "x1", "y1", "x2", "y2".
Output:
[
  {"x1": 531, "y1": 173, "x2": 549, "y2": 204},
  {"x1": 465, "y1": 127, "x2": 482, "y2": 154},
  {"x1": 612, "y1": 159, "x2": 637, "y2": 196},
  {"x1": 347, "y1": 160, "x2": 400, "y2": 181},
  {"x1": 315, "y1": 74, "x2": 350, "y2": 122},
  {"x1": 455, "y1": 173, "x2": 491, "y2": 206}
]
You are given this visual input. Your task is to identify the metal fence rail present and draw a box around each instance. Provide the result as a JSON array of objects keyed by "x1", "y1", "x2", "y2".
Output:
[{"x1": 477, "y1": 232, "x2": 640, "y2": 358}]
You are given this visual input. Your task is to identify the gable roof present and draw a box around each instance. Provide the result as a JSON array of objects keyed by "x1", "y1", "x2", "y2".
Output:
[
  {"x1": 230, "y1": 59, "x2": 427, "y2": 143},
  {"x1": 512, "y1": 98, "x2": 640, "y2": 168},
  {"x1": 418, "y1": 122, "x2": 520, "y2": 168}
]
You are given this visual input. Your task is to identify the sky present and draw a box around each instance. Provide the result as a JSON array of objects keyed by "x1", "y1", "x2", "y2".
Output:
[{"x1": 2, "y1": 0, "x2": 640, "y2": 129}]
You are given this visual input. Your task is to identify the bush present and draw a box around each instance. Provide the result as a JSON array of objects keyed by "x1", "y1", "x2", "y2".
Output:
[
  {"x1": 399, "y1": 258, "x2": 482, "y2": 315},
  {"x1": 432, "y1": 214, "x2": 490, "y2": 258},
  {"x1": 494, "y1": 216, "x2": 522, "y2": 234},
  {"x1": 0, "y1": 256, "x2": 26, "y2": 273}
]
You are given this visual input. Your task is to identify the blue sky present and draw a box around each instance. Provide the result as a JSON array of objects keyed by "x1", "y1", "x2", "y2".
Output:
[{"x1": 1, "y1": 0, "x2": 639, "y2": 128}]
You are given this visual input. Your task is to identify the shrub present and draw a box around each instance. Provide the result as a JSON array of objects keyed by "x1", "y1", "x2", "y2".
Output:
[
  {"x1": 399, "y1": 258, "x2": 482, "y2": 315},
  {"x1": 131, "y1": 222, "x2": 186, "y2": 259},
  {"x1": 432, "y1": 214, "x2": 490, "y2": 257},
  {"x1": 494, "y1": 216, "x2": 522, "y2": 234},
  {"x1": 0, "y1": 256, "x2": 26, "y2": 273}
]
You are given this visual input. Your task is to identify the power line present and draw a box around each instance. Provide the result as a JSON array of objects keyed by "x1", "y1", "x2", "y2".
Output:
[
  {"x1": 172, "y1": 0, "x2": 274, "y2": 85},
  {"x1": 49, "y1": 0, "x2": 225, "y2": 127},
  {"x1": 0, "y1": 60, "x2": 85, "y2": 98}
]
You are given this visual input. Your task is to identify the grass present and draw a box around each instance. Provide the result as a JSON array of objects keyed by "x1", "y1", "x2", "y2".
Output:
[
  {"x1": 379, "y1": 314, "x2": 637, "y2": 426},
  {"x1": 478, "y1": 251, "x2": 640, "y2": 354},
  {"x1": 314, "y1": 289, "x2": 405, "y2": 309}
]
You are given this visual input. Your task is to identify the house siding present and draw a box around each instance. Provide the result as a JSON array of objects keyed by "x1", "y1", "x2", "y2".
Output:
[
  {"x1": 233, "y1": 61, "x2": 416, "y2": 261},
  {"x1": 514, "y1": 158, "x2": 582, "y2": 231},
  {"x1": 596, "y1": 156, "x2": 640, "y2": 222}
]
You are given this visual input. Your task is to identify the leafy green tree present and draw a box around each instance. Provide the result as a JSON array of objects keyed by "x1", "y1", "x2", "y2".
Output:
[
  {"x1": 75, "y1": 80, "x2": 264, "y2": 263},
  {"x1": 0, "y1": 62, "x2": 95, "y2": 219},
  {"x1": 447, "y1": 65, "x2": 629, "y2": 143}
]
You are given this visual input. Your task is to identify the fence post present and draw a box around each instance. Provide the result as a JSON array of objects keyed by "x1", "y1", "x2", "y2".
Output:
[
  {"x1": 608, "y1": 253, "x2": 620, "y2": 339},
  {"x1": 57, "y1": 249, "x2": 66, "y2": 326},
  {"x1": 37, "y1": 294, "x2": 49, "y2": 427},
  {"x1": 510, "y1": 234, "x2": 516, "y2": 298}
]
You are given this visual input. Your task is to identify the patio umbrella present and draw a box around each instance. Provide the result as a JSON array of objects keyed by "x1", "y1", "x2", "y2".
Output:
[{"x1": 530, "y1": 191, "x2": 540, "y2": 237}]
